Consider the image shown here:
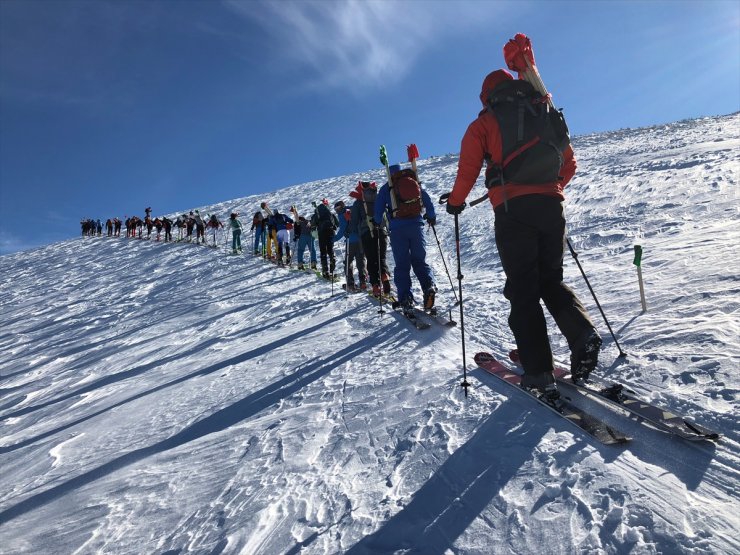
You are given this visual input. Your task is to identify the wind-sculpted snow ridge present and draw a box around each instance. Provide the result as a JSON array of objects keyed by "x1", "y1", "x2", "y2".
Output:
[{"x1": 1, "y1": 113, "x2": 738, "y2": 554}]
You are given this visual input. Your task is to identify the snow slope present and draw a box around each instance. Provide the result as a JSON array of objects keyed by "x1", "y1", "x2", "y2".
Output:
[{"x1": 1, "y1": 113, "x2": 738, "y2": 554}]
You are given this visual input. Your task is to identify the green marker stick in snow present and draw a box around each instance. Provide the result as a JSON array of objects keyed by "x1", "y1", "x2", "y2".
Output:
[{"x1": 634, "y1": 245, "x2": 647, "y2": 312}]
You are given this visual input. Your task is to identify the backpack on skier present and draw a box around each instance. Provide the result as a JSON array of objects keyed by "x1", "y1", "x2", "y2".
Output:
[
  {"x1": 390, "y1": 170, "x2": 422, "y2": 219},
  {"x1": 484, "y1": 79, "x2": 570, "y2": 187},
  {"x1": 315, "y1": 203, "x2": 338, "y2": 231}
]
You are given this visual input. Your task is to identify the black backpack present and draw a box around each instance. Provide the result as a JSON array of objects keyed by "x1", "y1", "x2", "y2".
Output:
[
  {"x1": 316, "y1": 203, "x2": 337, "y2": 231},
  {"x1": 485, "y1": 79, "x2": 570, "y2": 187}
]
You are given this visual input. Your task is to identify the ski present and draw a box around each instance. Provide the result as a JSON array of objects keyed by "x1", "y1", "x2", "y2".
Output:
[
  {"x1": 367, "y1": 290, "x2": 396, "y2": 303},
  {"x1": 341, "y1": 284, "x2": 367, "y2": 294},
  {"x1": 290, "y1": 266, "x2": 312, "y2": 273},
  {"x1": 474, "y1": 352, "x2": 630, "y2": 446},
  {"x1": 392, "y1": 306, "x2": 431, "y2": 330},
  {"x1": 314, "y1": 270, "x2": 340, "y2": 283},
  {"x1": 419, "y1": 306, "x2": 457, "y2": 328},
  {"x1": 508, "y1": 351, "x2": 719, "y2": 442}
]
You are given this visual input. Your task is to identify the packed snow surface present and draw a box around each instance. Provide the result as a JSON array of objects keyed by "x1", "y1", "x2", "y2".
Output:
[{"x1": 1, "y1": 113, "x2": 738, "y2": 554}]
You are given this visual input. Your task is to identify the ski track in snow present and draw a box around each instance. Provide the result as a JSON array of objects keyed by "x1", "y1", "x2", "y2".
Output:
[{"x1": 0, "y1": 113, "x2": 739, "y2": 554}]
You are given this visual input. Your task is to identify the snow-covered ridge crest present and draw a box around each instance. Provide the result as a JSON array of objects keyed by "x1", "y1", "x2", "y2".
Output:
[{"x1": 0, "y1": 112, "x2": 738, "y2": 554}]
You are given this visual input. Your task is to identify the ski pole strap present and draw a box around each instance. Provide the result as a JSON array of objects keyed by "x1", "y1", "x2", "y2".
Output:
[{"x1": 633, "y1": 245, "x2": 643, "y2": 267}]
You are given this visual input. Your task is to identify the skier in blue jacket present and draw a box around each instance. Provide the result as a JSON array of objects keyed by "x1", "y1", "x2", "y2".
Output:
[
  {"x1": 333, "y1": 200, "x2": 367, "y2": 290},
  {"x1": 374, "y1": 164, "x2": 437, "y2": 312}
]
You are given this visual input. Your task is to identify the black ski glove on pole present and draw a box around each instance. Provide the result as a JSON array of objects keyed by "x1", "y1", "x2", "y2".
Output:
[
  {"x1": 439, "y1": 192, "x2": 466, "y2": 215},
  {"x1": 446, "y1": 202, "x2": 466, "y2": 215}
]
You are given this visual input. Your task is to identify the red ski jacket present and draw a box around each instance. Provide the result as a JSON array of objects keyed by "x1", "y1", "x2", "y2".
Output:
[{"x1": 449, "y1": 71, "x2": 576, "y2": 211}]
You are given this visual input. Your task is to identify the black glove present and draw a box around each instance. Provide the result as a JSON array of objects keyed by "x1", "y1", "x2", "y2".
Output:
[
  {"x1": 424, "y1": 214, "x2": 436, "y2": 226},
  {"x1": 446, "y1": 201, "x2": 466, "y2": 215}
]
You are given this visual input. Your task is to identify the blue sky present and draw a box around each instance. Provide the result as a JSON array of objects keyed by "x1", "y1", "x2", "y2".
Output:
[{"x1": 1, "y1": 0, "x2": 738, "y2": 255}]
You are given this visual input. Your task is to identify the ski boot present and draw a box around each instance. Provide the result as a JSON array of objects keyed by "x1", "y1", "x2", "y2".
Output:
[
  {"x1": 382, "y1": 279, "x2": 392, "y2": 296},
  {"x1": 423, "y1": 286, "x2": 437, "y2": 311},
  {"x1": 571, "y1": 329, "x2": 603, "y2": 383}
]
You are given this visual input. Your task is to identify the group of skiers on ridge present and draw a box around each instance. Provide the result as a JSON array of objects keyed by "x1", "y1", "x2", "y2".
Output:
[
  {"x1": 80, "y1": 218, "x2": 107, "y2": 237},
  {"x1": 87, "y1": 65, "x2": 603, "y2": 405},
  {"x1": 87, "y1": 208, "x2": 226, "y2": 244},
  {"x1": 233, "y1": 169, "x2": 437, "y2": 310}
]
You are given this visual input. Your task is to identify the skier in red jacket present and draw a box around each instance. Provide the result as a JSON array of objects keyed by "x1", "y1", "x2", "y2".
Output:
[{"x1": 445, "y1": 69, "x2": 601, "y2": 400}]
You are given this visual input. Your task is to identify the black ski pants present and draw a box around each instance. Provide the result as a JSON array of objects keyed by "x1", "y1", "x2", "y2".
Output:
[
  {"x1": 494, "y1": 195, "x2": 595, "y2": 384},
  {"x1": 360, "y1": 231, "x2": 390, "y2": 286},
  {"x1": 318, "y1": 228, "x2": 336, "y2": 275}
]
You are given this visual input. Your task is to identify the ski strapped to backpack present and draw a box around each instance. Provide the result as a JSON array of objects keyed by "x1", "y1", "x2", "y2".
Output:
[
  {"x1": 357, "y1": 180, "x2": 378, "y2": 238},
  {"x1": 378, "y1": 144, "x2": 423, "y2": 219},
  {"x1": 391, "y1": 143, "x2": 424, "y2": 219}
]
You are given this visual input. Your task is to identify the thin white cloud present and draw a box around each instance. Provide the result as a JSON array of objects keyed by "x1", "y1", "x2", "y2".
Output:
[{"x1": 225, "y1": 0, "x2": 495, "y2": 92}]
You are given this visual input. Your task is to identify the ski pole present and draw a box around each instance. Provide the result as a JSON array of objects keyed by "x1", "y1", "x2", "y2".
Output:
[
  {"x1": 344, "y1": 237, "x2": 350, "y2": 293},
  {"x1": 453, "y1": 212, "x2": 470, "y2": 396},
  {"x1": 428, "y1": 222, "x2": 459, "y2": 306},
  {"x1": 439, "y1": 192, "x2": 470, "y2": 395},
  {"x1": 331, "y1": 241, "x2": 335, "y2": 298},
  {"x1": 566, "y1": 238, "x2": 627, "y2": 357},
  {"x1": 377, "y1": 229, "x2": 385, "y2": 315}
]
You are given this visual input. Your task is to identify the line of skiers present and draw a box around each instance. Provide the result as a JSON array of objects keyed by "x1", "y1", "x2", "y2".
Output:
[
  {"x1": 86, "y1": 61, "x2": 605, "y2": 407},
  {"x1": 93, "y1": 207, "x2": 226, "y2": 244},
  {"x1": 80, "y1": 219, "x2": 105, "y2": 236},
  {"x1": 245, "y1": 164, "x2": 437, "y2": 311}
]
